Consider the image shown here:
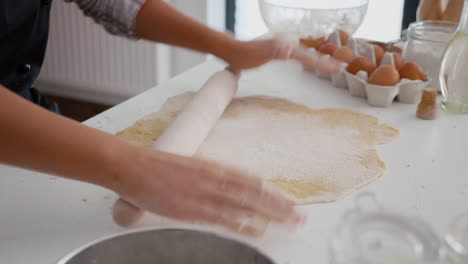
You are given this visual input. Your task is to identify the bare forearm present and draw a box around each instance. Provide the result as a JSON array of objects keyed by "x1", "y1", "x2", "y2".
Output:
[
  {"x1": 135, "y1": 0, "x2": 235, "y2": 62},
  {"x1": 0, "y1": 87, "x2": 128, "y2": 190}
]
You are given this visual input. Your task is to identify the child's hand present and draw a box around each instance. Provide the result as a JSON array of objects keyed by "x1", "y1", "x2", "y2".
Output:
[
  {"x1": 418, "y1": 0, "x2": 463, "y2": 22},
  {"x1": 223, "y1": 38, "x2": 342, "y2": 75},
  {"x1": 223, "y1": 38, "x2": 293, "y2": 70},
  {"x1": 111, "y1": 146, "x2": 302, "y2": 236}
]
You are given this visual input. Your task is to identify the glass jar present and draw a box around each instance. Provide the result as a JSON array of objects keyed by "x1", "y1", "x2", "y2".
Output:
[
  {"x1": 439, "y1": 0, "x2": 468, "y2": 113},
  {"x1": 403, "y1": 21, "x2": 457, "y2": 92}
]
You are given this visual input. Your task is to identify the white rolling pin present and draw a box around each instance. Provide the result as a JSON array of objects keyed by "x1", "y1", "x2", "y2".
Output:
[{"x1": 112, "y1": 68, "x2": 240, "y2": 227}]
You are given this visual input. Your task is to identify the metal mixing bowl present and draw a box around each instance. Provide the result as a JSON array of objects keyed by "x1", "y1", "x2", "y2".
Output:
[{"x1": 58, "y1": 228, "x2": 275, "y2": 264}]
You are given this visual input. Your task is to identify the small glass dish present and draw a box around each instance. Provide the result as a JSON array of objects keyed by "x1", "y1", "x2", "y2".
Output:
[
  {"x1": 329, "y1": 193, "x2": 450, "y2": 264},
  {"x1": 445, "y1": 213, "x2": 468, "y2": 263}
]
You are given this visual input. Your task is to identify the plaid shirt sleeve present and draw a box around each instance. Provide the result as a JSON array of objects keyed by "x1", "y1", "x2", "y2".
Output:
[{"x1": 65, "y1": 0, "x2": 148, "y2": 37}]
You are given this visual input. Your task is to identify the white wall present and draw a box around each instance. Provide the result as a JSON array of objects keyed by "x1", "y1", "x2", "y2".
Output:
[
  {"x1": 36, "y1": 0, "x2": 225, "y2": 105},
  {"x1": 170, "y1": 0, "x2": 226, "y2": 75},
  {"x1": 36, "y1": 1, "x2": 162, "y2": 105},
  {"x1": 354, "y1": 0, "x2": 404, "y2": 42},
  {"x1": 236, "y1": 0, "x2": 267, "y2": 40}
]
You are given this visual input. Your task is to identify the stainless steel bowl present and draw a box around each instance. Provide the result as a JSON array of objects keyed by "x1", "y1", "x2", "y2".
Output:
[{"x1": 58, "y1": 229, "x2": 275, "y2": 264}]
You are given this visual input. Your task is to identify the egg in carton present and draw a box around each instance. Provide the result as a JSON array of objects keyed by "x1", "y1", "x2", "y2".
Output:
[
  {"x1": 344, "y1": 46, "x2": 377, "y2": 98},
  {"x1": 328, "y1": 33, "x2": 358, "y2": 88},
  {"x1": 365, "y1": 52, "x2": 430, "y2": 107},
  {"x1": 365, "y1": 53, "x2": 401, "y2": 107},
  {"x1": 397, "y1": 62, "x2": 430, "y2": 104},
  {"x1": 298, "y1": 30, "x2": 359, "y2": 82},
  {"x1": 328, "y1": 35, "x2": 376, "y2": 89},
  {"x1": 316, "y1": 30, "x2": 349, "y2": 81},
  {"x1": 298, "y1": 30, "x2": 350, "y2": 78}
]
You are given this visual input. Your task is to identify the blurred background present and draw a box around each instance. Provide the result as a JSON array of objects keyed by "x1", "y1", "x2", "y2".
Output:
[{"x1": 36, "y1": 0, "x2": 410, "y2": 121}]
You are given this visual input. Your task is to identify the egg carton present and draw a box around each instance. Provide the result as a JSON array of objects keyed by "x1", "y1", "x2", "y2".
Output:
[
  {"x1": 330, "y1": 38, "x2": 363, "y2": 89},
  {"x1": 304, "y1": 32, "x2": 366, "y2": 87},
  {"x1": 342, "y1": 48, "x2": 430, "y2": 107},
  {"x1": 303, "y1": 30, "x2": 430, "y2": 108}
]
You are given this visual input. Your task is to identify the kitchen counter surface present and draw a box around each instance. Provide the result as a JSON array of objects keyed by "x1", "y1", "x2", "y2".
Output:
[{"x1": 1, "y1": 59, "x2": 467, "y2": 263}]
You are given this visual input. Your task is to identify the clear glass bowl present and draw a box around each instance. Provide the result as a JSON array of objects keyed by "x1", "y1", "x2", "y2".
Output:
[
  {"x1": 445, "y1": 213, "x2": 468, "y2": 263},
  {"x1": 329, "y1": 193, "x2": 451, "y2": 264},
  {"x1": 259, "y1": 0, "x2": 369, "y2": 38}
]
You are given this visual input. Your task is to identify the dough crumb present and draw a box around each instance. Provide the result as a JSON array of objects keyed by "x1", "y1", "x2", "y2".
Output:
[
  {"x1": 104, "y1": 195, "x2": 112, "y2": 200},
  {"x1": 81, "y1": 198, "x2": 88, "y2": 203}
]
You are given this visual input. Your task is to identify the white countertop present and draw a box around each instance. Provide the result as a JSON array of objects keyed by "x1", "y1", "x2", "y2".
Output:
[{"x1": 1, "y1": 59, "x2": 467, "y2": 264}]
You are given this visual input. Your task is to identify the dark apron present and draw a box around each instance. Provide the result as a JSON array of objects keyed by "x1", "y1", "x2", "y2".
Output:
[{"x1": 0, "y1": 0, "x2": 59, "y2": 113}]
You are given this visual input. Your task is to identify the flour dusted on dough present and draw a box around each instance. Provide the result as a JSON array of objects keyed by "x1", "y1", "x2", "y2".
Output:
[{"x1": 117, "y1": 93, "x2": 399, "y2": 205}]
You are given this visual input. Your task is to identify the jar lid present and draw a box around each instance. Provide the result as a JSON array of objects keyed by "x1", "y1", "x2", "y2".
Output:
[
  {"x1": 406, "y1": 21, "x2": 457, "y2": 44},
  {"x1": 330, "y1": 193, "x2": 446, "y2": 264},
  {"x1": 445, "y1": 213, "x2": 468, "y2": 262}
]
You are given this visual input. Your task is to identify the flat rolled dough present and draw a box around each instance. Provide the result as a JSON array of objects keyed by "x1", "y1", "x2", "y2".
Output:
[{"x1": 117, "y1": 93, "x2": 399, "y2": 204}]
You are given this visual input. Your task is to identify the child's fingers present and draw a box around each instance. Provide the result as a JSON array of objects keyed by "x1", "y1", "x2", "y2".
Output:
[
  {"x1": 417, "y1": 0, "x2": 444, "y2": 21},
  {"x1": 442, "y1": 0, "x2": 464, "y2": 22}
]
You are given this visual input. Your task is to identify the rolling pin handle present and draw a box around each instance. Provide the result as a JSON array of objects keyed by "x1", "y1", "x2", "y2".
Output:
[
  {"x1": 225, "y1": 66, "x2": 241, "y2": 78},
  {"x1": 112, "y1": 198, "x2": 144, "y2": 227},
  {"x1": 112, "y1": 67, "x2": 239, "y2": 228}
]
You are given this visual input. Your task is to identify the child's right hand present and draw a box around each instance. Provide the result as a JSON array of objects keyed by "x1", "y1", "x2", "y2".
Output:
[
  {"x1": 109, "y1": 144, "x2": 303, "y2": 236},
  {"x1": 221, "y1": 38, "x2": 341, "y2": 74}
]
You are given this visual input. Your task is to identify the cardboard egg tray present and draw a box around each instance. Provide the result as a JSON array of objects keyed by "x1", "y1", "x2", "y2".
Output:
[{"x1": 303, "y1": 31, "x2": 430, "y2": 108}]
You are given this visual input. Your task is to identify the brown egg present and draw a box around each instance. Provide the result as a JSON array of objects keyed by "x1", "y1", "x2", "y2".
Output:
[
  {"x1": 332, "y1": 47, "x2": 356, "y2": 63},
  {"x1": 319, "y1": 43, "x2": 338, "y2": 56},
  {"x1": 393, "y1": 53, "x2": 405, "y2": 70},
  {"x1": 299, "y1": 36, "x2": 326, "y2": 49},
  {"x1": 347, "y1": 57, "x2": 376, "y2": 76},
  {"x1": 368, "y1": 65, "x2": 401, "y2": 86},
  {"x1": 399, "y1": 62, "x2": 426, "y2": 81},
  {"x1": 327, "y1": 29, "x2": 350, "y2": 46},
  {"x1": 374, "y1": 45, "x2": 385, "y2": 65}
]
